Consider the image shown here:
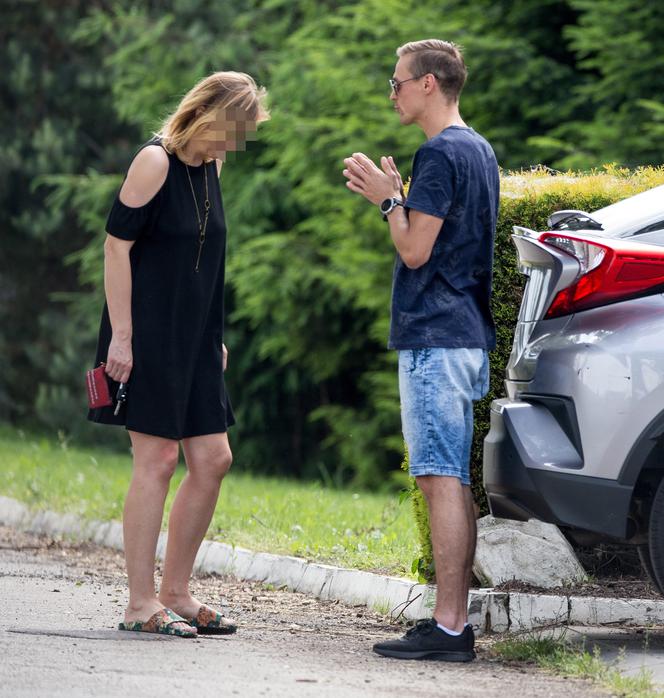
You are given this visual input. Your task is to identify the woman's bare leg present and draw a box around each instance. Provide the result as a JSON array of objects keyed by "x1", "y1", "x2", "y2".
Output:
[
  {"x1": 123, "y1": 431, "x2": 180, "y2": 624},
  {"x1": 158, "y1": 432, "x2": 232, "y2": 617}
]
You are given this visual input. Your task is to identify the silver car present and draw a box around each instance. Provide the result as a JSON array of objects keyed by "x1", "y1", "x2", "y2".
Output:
[{"x1": 483, "y1": 184, "x2": 664, "y2": 591}]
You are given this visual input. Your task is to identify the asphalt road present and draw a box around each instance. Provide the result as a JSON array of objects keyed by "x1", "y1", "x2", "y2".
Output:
[{"x1": 0, "y1": 528, "x2": 604, "y2": 697}]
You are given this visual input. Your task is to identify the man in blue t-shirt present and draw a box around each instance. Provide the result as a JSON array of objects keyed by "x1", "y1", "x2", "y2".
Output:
[{"x1": 343, "y1": 39, "x2": 499, "y2": 662}]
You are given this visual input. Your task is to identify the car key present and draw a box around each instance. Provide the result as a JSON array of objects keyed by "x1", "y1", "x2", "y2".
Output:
[{"x1": 114, "y1": 382, "x2": 128, "y2": 416}]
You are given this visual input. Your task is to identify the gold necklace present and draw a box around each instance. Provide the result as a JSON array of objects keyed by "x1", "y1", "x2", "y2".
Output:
[{"x1": 185, "y1": 162, "x2": 210, "y2": 272}]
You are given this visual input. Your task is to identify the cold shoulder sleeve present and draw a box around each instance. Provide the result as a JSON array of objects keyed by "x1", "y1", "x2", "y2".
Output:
[
  {"x1": 105, "y1": 142, "x2": 169, "y2": 241},
  {"x1": 105, "y1": 193, "x2": 160, "y2": 241}
]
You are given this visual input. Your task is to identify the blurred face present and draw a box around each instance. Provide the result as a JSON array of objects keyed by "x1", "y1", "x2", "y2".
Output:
[
  {"x1": 200, "y1": 106, "x2": 258, "y2": 158},
  {"x1": 389, "y1": 55, "x2": 425, "y2": 125}
]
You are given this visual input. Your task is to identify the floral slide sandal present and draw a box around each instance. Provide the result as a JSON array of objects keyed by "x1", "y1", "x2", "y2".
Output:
[
  {"x1": 188, "y1": 605, "x2": 237, "y2": 635},
  {"x1": 118, "y1": 608, "x2": 197, "y2": 637}
]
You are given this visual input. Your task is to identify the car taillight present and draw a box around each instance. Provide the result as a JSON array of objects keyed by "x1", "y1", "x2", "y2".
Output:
[{"x1": 539, "y1": 232, "x2": 664, "y2": 318}]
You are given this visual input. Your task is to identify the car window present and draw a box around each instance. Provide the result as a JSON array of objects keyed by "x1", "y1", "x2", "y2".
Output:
[
  {"x1": 589, "y1": 185, "x2": 664, "y2": 239},
  {"x1": 629, "y1": 219, "x2": 664, "y2": 237}
]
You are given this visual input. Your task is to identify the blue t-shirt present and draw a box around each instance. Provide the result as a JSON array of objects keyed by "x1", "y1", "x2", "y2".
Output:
[{"x1": 389, "y1": 126, "x2": 499, "y2": 350}]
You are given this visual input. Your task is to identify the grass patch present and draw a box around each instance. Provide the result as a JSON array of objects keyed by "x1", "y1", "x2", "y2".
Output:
[
  {"x1": 0, "y1": 424, "x2": 418, "y2": 576},
  {"x1": 491, "y1": 633, "x2": 660, "y2": 697}
]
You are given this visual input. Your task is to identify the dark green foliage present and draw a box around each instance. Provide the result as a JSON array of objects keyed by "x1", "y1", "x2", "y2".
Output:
[
  {"x1": 3, "y1": 0, "x2": 664, "y2": 494},
  {"x1": 438, "y1": 0, "x2": 585, "y2": 168},
  {"x1": 539, "y1": 0, "x2": 664, "y2": 168},
  {"x1": 0, "y1": 0, "x2": 126, "y2": 424}
]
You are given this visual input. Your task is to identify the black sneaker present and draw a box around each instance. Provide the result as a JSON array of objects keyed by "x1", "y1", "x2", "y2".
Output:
[{"x1": 372, "y1": 618, "x2": 475, "y2": 662}]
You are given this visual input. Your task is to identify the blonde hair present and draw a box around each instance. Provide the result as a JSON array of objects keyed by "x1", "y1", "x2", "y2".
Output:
[
  {"x1": 396, "y1": 40, "x2": 467, "y2": 102},
  {"x1": 158, "y1": 71, "x2": 270, "y2": 157}
]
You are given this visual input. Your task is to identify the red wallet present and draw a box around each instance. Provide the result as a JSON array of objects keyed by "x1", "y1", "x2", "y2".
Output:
[{"x1": 86, "y1": 364, "x2": 112, "y2": 409}]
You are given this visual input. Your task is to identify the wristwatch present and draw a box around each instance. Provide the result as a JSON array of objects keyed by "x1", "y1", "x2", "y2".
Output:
[{"x1": 380, "y1": 197, "x2": 404, "y2": 221}]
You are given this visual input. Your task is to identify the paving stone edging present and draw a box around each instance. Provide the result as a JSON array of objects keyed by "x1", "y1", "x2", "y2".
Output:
[{"x1": 2, "y1": 495, "x2": 664, "y2": 635}]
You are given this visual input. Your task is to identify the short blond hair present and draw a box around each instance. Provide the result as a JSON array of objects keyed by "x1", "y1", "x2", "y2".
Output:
[
  {"x1": 397, "y1": 40, "x2": 467, "y2": 102},
  {"x1": 158, "y1": 71, "x2": 270, "y2": 158}
]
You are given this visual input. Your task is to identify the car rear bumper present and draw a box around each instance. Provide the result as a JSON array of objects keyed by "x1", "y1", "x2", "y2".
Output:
[{"x1": 483, "y1": 398, "x2": 634, "y2": 539}]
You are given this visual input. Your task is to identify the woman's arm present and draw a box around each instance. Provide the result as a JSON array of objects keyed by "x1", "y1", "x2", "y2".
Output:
[
  {"x1": 104, "y1": 146, "x2": 169, "y2": 383},
  {"x1": 104, "y1": 235, "x2": 135, "y2": 383}
]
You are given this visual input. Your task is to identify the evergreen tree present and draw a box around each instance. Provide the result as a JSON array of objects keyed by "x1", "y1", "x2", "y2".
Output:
[{"x1": 542, "y1": 0, "x2": 664, "y2": 168}]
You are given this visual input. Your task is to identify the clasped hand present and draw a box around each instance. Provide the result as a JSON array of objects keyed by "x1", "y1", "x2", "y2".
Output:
[{"x1": 342, "y1": 152, "x2": 403, "y2": 205}]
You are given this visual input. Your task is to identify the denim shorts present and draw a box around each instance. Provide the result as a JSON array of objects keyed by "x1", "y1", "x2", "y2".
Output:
[{"x1": 398, "y1": 347, "x2": 490, "y2": 485}]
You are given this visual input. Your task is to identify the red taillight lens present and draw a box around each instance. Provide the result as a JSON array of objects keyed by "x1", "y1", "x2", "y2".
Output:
[{"x1": 540, "y1": 232, "x2": 664, "y2": 318}]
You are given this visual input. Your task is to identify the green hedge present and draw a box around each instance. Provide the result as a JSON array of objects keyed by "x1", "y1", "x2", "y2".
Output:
[{"x1": 407, "y1": 166, "x2": 664, "y2": 583}]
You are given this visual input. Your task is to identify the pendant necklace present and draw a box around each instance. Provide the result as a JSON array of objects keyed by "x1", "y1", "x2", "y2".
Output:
[{"x1": 185, "y1": 161, "x2": 210, "y2": 272}]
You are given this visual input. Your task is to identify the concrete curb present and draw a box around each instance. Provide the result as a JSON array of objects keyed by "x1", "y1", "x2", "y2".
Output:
[{"x1": 2, "y1": 495, "x2": 664, "y2": 635}]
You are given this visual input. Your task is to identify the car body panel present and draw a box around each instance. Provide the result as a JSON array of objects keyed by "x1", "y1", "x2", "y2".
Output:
[
  {"x1": 484, "y1": 399, "x2": 634, "y2": 538},
  {"x1": 523, "y1": 295, "x2": 664, "y2": 481}
]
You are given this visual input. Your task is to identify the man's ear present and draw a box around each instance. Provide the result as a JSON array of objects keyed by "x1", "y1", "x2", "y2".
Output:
[{"x1": 423, "y1": 74, "x2": 436, "y2": 93}]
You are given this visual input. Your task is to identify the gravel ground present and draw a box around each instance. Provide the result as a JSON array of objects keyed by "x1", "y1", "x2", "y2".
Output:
[
  {"x1": 495, "y1": 576, "x2": 662, "y2": 600},
  {"x1": 494, "y1": 542, "x2": 663, "y2": 600},
  {"x1": 0, "y1": 525, "x2": 607, "y2": 698}
]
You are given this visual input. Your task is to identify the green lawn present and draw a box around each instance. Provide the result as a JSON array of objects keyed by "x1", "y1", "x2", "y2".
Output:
[{"x1": 0, "y1": 425, "x2": 418, "y2": 577}]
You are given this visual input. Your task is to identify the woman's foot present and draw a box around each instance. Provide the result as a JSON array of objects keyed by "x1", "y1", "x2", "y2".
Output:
[
  {"x1": 124, "y1": 598, "x2": 196, "y2": 635},
  {"x1": 119, "y1": 608, "x2": 197, "y2": 637},
  {"x1": 157, "y1": 592, "x2": 202, "y2": 621},
  {"x1": 159, "y1": 592, "x2": 237, "y2": 634}
]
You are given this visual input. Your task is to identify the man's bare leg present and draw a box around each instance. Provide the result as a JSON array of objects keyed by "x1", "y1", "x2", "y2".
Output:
[{"x1": 416, "y1": 475, "x2": 475, "y2": 632}]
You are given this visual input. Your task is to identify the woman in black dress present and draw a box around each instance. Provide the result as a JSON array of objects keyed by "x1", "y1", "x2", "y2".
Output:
[{"x1": 89, "y1": 71, "x2": 269, "y2": 637}]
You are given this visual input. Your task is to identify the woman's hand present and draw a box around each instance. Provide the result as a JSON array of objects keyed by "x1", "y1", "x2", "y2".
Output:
[
  {"x1": 105, "y1": 336, "x2": 133, "y2": 383},
  {"x1": 222, "y1": 343, "x2": 228, "y2": 372}
]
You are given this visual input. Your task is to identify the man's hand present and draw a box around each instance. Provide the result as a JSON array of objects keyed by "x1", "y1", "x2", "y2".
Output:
[
  {"x1": 343, "y1": 152, "x2": 403, "y2": 205},
  {"x1": 222, "y1": 343, "x2": 228, "y2": 372},
  {"x1": 381, "y1": 155, "x2": 405, "y2": 198}
]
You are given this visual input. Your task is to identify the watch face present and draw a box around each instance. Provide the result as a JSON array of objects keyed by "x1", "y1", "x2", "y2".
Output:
[{"x1": 380, "y1": 198, "x2": 393, "y2": 213}]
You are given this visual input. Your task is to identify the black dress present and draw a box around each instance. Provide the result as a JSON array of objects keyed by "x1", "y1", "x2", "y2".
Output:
[{"x1": 88, "y1": 139, "x2": 235, "y2": 439}]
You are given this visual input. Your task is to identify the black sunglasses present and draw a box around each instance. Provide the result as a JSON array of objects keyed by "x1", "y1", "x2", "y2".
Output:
[{"x1": 389, "y1": 74, "x2": 426, "y2": 94}]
